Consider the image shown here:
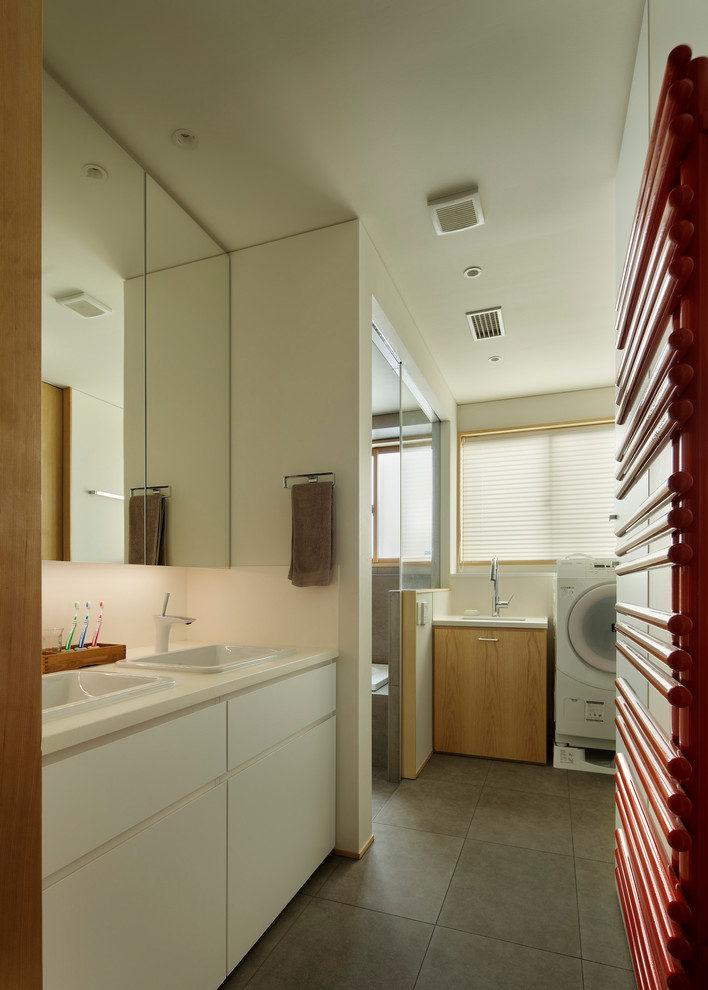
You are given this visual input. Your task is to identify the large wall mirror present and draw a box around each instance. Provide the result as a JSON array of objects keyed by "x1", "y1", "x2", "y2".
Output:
[{"x1": 41, "y1": 72, "x2": 230, "y2": 567}]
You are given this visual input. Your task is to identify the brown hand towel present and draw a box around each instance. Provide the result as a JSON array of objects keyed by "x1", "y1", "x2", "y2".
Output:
[
  {"x1": 128, "y1": 492, "x2": 166, "y2": 565},
  {"x1": 288, "y1": 481, "x2": 335, "y2": 587}
]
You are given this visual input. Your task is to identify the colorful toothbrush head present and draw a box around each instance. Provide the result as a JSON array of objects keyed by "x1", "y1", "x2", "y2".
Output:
[
  {"x1": 91, "y1": 601, "x2": 104, "y2": 648},
  {"x1": 77, "y1": 601, "x2": 91, "y2": 649},
  {"x1": 64, "y1": 602, "x2": 80, "y2": 650}
]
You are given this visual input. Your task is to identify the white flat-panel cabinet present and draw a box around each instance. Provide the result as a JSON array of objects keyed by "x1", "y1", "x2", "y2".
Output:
[
  {"x1": 227, "y1": 716, "x2": 336, "y2": 971},
  {"x1": 43, "y1": 784, "x2": 227, "y2": 990},
  {"x1": 42, "y1": 660, "x2": 337, "y2": 989}
]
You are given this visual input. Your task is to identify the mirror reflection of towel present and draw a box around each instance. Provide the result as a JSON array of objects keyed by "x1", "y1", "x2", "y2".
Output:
[
  {"x1": 288, "y1": 481, "x2": 335, "y2": 587},
  {"x1": 129, "y1": 492, "x2": 166, "y2": 565}
]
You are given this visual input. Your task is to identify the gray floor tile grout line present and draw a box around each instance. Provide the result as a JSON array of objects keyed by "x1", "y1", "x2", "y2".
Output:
[
  {"x1": 237, "y1": 894, "x2": 317, "y2": 989},
  {"x1": 568, "y1": 787, "x2": 587, "y2": 990},
  {"x1": 227, "y1": 758, "x2": 633, "y2": 989},
  {"x1": 428, "y1": 920, "x2": 592, "y2": 962},
  {"x1": 410, "y1": 925, "x2": 437, "y2": 990}
]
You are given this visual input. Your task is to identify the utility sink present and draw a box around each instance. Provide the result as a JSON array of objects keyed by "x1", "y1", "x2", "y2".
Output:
[
  {"x1": 42, "y1": 669, "x2": 176, "y2": 721},
  {"x1": 464, "y1": 615, "x2": 527, "y2": 622},
  {"x1": 434, "y1": 615, "x2": 548, "y2": 629},
  {"x1": 118, "y1": 644, "x2": 297, "y2": 673}
]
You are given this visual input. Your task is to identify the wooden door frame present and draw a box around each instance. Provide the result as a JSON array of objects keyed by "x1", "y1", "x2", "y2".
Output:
[{"x1": 0, "y1": 0, "x2": 43, "y2": 985}]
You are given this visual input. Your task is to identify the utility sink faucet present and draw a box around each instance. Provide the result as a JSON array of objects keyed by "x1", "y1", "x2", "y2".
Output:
[
  {"x1": 153, "y1": 592, "x2": 196, "y2": 653},
  {"x1": 490, "y1": 556, "x2": 513, "y2": 617}
]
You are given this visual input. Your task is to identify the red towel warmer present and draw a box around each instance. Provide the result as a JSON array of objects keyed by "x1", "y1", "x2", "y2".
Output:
[{"x1": 614, "y1": 44, "x2": 708, "y2": 989}]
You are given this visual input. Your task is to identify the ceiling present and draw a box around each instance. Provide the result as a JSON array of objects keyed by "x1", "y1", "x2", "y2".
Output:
[{"x1": 43, "y1": 0, "x2": 645, "y2": 408}]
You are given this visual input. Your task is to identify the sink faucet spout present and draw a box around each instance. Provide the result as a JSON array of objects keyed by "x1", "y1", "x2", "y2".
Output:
[
  {"x1": 153, "y1": 592, "x2": 197, "y2": 653},
  {"x1": 490, "y1": 556, "x2": 513, "y2": 617}
]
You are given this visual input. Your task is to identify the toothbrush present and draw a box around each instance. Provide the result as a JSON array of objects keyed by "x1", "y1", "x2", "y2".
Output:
[
  {"x1": 77, "y1": 601, "x2": 91, "y2": 649},
  {"x1": 64, "y1": 602, "x2": 80, "y2": 650},
  {"x1": 91, "y1": 602, "x2": 104, "y2": 647}
]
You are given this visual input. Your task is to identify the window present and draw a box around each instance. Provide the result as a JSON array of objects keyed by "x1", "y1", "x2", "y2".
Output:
[
  {"x1": 458, "y1": 419, "x2": 615, "y2": 564},
  {"x1": 372, "y1": 440, "x2": 433, "y2": 563}
]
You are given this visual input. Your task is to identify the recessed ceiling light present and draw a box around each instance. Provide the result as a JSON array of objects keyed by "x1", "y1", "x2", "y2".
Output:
[
  {"x1": 488, "y1": 355, "x2": 502, "y2": 363},
  {"x1": 171, "y1": 128, "x2": 198, "y2": 149},
  {"x1": 464, "y1": 266, "x2": 482, "y2": 278}
]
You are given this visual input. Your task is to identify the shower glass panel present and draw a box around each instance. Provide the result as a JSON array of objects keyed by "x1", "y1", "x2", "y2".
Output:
[
  {"x1": 371, "y1": 333, "x2": 401, "y2": 780},
  {"x1": 400, "y1": 370, "x2": 439, "y2": 591},
  {"x1": 371, "y1": 326, "x2": 440, "y2": 783}
]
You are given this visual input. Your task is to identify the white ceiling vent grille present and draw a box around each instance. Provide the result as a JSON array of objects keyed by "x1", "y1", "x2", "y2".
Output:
[
  {"x1": 56, "y1": 291, "x2": 112, "y2": 318},
  {"x1": 466, "y1": 307, "x2": 505, "y2": 341},
  {"x1": 428, "y1": 189, "x2": 485, "y2": 235}
]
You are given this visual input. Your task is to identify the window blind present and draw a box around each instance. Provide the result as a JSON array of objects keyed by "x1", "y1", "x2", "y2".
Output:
[
  {"x1": 401, "y1": 442, "x2": 433, "y2": 561},
  {"x1": 376, "y1": 448, "x2": 400, "y2": 559},
  {"x1": 459, "y1": 422, "x2": 616, "y2": 563},
  {"x1": 373, "y1": 441, "x2": 432, "y2": 562}
]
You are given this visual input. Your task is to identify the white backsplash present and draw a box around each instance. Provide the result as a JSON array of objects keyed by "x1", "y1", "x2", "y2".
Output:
[
  {"x1": 448, "y1": 571, "x2": 556, "y2": 621},
  {"x1": 185, "y1": 565, "x2": 339, "y2": 649},
  {"x1": 42, "y1": 560, "x2": 190, "y2": 649},
  {"x1": 42, "y1": 561, "x2": 339, "y2": 652}
]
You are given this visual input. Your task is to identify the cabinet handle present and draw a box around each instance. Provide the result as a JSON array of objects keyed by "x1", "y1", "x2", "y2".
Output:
[{"x1": 478, "y1": 637, "x2": 499, "y2": 642}]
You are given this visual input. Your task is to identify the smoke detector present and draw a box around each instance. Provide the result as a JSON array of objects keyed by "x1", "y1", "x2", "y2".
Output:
[
  {"x1": 466, "y1": 307, "x2": 505, "y2": 341},
  {"x1": 56, "y1": 291, "x2": 112, "y2": 318},
  {"x1": 428, "y1": 189, "x2": 485, "y2": 234}
]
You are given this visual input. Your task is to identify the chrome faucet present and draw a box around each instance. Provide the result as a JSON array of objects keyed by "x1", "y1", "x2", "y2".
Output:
[
  {"x1": 490, "y1": 556, "x2": 513, "y2": 617},
  {"x1": 153, "y1": 592, "x2": 196, "y2": 653}
]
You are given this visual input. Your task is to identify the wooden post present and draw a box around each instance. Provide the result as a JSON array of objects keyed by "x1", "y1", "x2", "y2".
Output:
[{"x1": 0, "y1": 0, "x2": 43, "y2": 986}]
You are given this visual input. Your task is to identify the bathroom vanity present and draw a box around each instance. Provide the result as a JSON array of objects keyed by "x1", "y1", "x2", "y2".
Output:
[
  {"x1": 433, "y1": 617, "x2": 547, "y2": 764},
  {"x1": 42, "y1": 647, "x2": 337, "y2": 990}
]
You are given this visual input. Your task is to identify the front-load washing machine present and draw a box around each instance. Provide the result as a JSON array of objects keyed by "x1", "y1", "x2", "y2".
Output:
[{"x1": 554, "y1": 557, "x2": 617, "y2": 760}]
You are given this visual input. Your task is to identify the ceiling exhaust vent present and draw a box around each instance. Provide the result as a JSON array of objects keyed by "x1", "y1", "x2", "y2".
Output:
[
  {"x1": 466, "y1": 307, "x2": 505, "y2": 341},
  {"x1": 56, "y1": 291, "x2": 112, "y2": 318},
  {"x1": 428, "y1": 189, "x2": 485, "y2": 235}
]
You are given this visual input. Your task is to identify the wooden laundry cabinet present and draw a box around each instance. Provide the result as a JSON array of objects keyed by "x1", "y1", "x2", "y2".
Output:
[{"x1": 433, "y1": 625, "x2": 547, "y2": 764}]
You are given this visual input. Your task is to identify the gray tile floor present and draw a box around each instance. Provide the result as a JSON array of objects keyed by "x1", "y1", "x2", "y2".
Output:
[{"x1": 221, "y1": 755, "x2": 637, "y2": 989}]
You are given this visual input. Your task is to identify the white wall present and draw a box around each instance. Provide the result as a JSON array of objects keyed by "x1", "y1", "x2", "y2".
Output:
[
  {"x1": 457, "y1": 385, "x2": 615, "y2": 434},
  {"x1": 228, "y1": 219, "x2": 369, "y2": 854}
]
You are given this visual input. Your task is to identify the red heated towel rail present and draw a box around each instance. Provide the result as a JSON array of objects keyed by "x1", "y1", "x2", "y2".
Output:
[{"x1": 614, "y1": 45, "x2": 708, "y2": 988}]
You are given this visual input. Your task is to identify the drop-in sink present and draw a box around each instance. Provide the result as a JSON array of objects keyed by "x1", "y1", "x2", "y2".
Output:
[
  {"x1": 118, "y1": 644, "x2": 297, "y2": 673},
  {"x1": 42, "y1": 669, "x2": 176, "y2": 721}
]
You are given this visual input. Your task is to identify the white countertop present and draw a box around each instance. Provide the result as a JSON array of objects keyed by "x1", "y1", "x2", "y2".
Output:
[
  {"x1": 432, "y1": 615, "x2": 548, "y2": 629},
  {"x1": 42, "y1": 643, "x2": 337, "y2": 757}
]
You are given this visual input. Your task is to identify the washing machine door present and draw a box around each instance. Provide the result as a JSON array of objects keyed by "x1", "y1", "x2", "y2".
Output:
[{"x1": 567, "y1": 582, "x2": 616, "y2": 673}]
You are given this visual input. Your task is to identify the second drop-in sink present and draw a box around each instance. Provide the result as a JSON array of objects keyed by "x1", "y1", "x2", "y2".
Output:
[
  {"x1": 42, "y1": 669, "x2": 176, "y2": 721},
  {"x1": 119, "y1": 644, "x2": 296, "y2": 673}
]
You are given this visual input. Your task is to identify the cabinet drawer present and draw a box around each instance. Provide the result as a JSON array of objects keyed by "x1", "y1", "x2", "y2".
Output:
[
  {"x1": 228, "y1": 662, "x2": 335, "y2": 770},
  {"x1": 227, "y1": 716, "x2": 335, "y2": 970},
  {"x1": 44, "y1": 784, "x2": 227, "y2": 990},
  {"x1": 43, "y1": 702, "x2": 226, "y2": 877}
]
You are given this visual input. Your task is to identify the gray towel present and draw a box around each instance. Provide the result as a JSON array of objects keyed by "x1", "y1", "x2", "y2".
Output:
[
  {"x1": 128, "y1": 492, "x2": 165, "y2": 565},
  {"x1": 288, "y1": 481, "x2": 335, "y2": 587}
]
